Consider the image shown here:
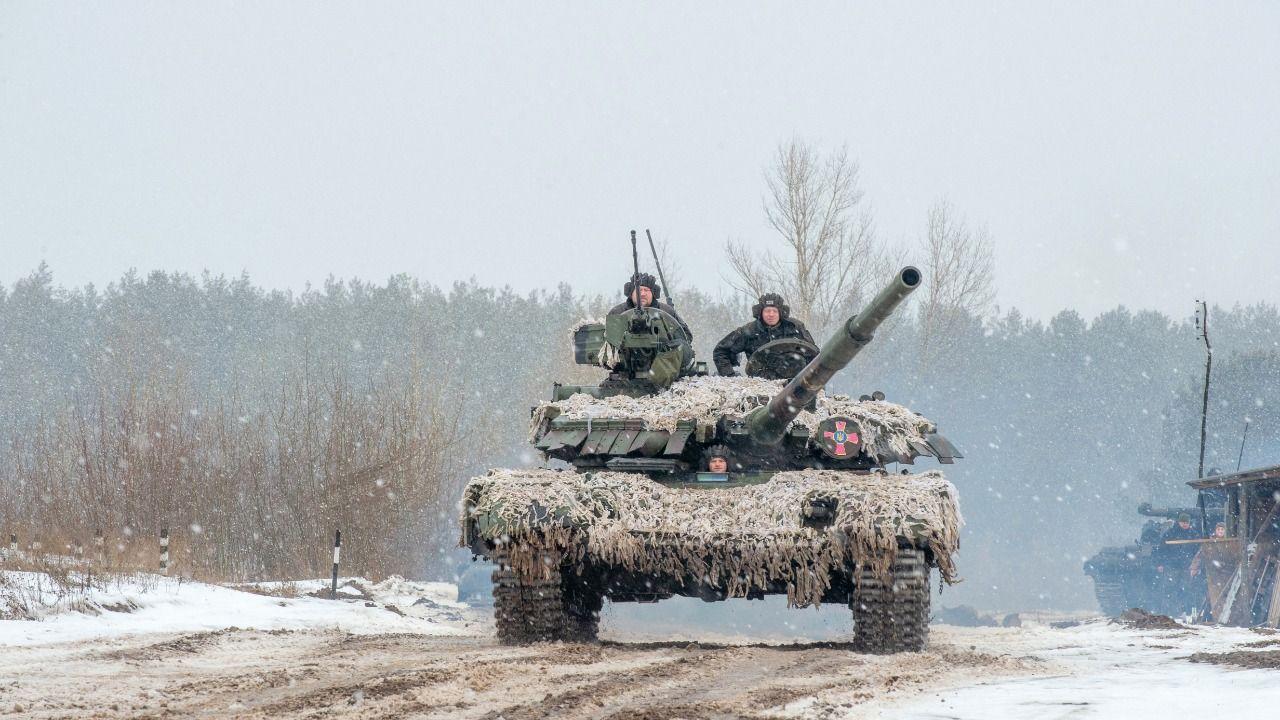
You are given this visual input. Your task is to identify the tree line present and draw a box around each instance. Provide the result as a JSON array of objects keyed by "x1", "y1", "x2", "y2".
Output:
[
  {"x1": 3, "y1": 260, "x2": 1278, "y2": 607},
  {"x1": 3, "y1": 139, "x2": 1278, "y2": 608}
]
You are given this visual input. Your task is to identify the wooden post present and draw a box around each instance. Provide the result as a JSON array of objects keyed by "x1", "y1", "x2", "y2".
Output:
[
  {"x1": 160, "y1": 528, "x2": 170, "y2": 576},
  {"x1": 330, "y1": 529, "x2": 342, "y2": 600},
  {"x1": 7, "y1": 533, "x2": 15, "y2": 557},
  {"x1": 73, "y1": 540, "x2": 84, "y2": 560},
  {"x1": 94, "y1": 529, "x2": 105, "y2": 566}
]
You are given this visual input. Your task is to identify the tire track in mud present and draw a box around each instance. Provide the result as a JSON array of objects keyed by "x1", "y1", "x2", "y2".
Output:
[{"x1": 0, "y1": 630, "x2": 1040, "y2": 719}]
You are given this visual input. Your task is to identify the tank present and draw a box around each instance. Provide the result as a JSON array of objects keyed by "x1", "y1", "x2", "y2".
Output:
[
  {"x1": 460, "y1": 266, "x2": 965, "y2": 653},
  {"x1": 1083, "y1": 495, "x2": 1226, "y2": 616}
]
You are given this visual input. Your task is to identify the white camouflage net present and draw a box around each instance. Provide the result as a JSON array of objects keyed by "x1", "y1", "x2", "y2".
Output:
[
  {"x1": 461, "y1": 468, "x2": 962, "y2": 607},
  {"x1": 531, "y1": 375, "x2": 936, "y2": 459}
]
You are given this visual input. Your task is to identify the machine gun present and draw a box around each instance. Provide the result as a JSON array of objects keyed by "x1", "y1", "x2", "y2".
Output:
[{"x1": 565, "y1": 231, "x2": 700, "y2": 398}]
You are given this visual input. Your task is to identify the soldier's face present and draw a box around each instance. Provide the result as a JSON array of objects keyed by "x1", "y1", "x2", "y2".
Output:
[
  {"x1": 1215, "y1": 525, "x2": 1226, "y2": 538},
  {"x1": 762, "y1": 307, "x2": 781, "y2": 326},
  {"x1": 708, "y1": 457, "x2": 728, "y2": 473},
  {"x1": 1179, "y1": 520, "x2": 1191, "y2": 530},
  {"x1": 632, "y1": 286, "x2": 653, "y2": 307}
]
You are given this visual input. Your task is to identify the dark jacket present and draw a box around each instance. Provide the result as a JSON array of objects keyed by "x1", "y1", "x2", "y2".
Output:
[
  {"x1": 1156, "y1": 522, "x2": 1200, "y2": 566},
  {"x1": 607, "y1": 300, "x2": 693, "y2": 341},
  {"x1": 713, "y1": 317, "x2": 814, "y2": 376}
]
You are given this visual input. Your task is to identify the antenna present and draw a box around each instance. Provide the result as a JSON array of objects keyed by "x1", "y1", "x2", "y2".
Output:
[
  {"x1": 1236, "y1": 420, "x2": 1250, "y2": 472},
  {"x1": 645, "y1": 229, "x2": 674, "y2": 308},
  {"x1": 1195, "y1": 299, "x2": 1213, "y2": 478},
  {"x1": 629, "y1": 230, "x2": 642, "y2": 315}
]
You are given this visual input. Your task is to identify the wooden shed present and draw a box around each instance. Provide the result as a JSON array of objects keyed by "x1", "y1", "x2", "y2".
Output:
[{"x1": 1189, "y1": 465, "x2": 1280, "y2": 625}]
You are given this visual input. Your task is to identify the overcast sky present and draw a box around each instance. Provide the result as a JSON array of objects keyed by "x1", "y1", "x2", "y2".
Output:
[{"x1": 2, "y1": 2, "x2": 1276, "y2": 319}]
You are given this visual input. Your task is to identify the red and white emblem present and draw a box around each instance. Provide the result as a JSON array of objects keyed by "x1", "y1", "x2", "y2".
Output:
[{"x1": 821, "y1": 419, "x2": 860, "y2": 457}]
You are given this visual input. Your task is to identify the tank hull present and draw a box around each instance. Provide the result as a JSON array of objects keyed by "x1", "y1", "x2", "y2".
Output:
[{"x1": 461, "y1": 467, "x2": 958, "y2": 651}]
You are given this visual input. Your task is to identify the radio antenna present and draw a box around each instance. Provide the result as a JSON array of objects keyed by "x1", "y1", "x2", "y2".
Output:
[
  {"x1": 1236, "y1": 421, "x2": 1250, "y2": 472},
  {"x1": 629, "y1": 230, "x2": 642, "y2": 314},
  {"x1": 645, "y1": 229, "x2": 674, "y2": 308}
]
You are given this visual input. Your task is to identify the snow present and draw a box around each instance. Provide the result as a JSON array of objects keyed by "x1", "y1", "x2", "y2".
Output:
[
  {"x1": 0, "y1": 571, "x2": 475, "y2": 647},
  {"x1": 867, "y1": 620, "x2": 1280, "y2": 719}
]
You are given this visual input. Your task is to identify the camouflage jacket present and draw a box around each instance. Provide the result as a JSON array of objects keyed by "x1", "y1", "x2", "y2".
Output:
[
  {"x1": 607, "y1": 300, "x2": 693, "y2": 341},
  {"x1": 712, "y1": 318, "x2": 814, "y2": 375}
]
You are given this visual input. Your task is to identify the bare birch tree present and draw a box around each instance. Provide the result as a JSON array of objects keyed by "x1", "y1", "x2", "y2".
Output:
[
  {"x1": 725, "y1": 139, "x2": 894, "y2": 334},
  {"x1": 917, "y1": 199, "x2": 996, "y2": 362}
]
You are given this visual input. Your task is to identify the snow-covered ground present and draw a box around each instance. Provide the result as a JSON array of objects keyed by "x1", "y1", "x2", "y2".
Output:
[
  {"x1": 3, "y1": 570, "x2": 1279, "y2": 719},
  {"x1": 0, "y1": 570, "x2": 478, "y2": 647},
  {"x1": 875, "y1": 621, "x2": 1280, "y2": 720}
]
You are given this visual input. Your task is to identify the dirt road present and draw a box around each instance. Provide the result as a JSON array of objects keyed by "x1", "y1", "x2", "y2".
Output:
[{"x1": 0, "y1": 626, "x2": 1033, "y2": 719}]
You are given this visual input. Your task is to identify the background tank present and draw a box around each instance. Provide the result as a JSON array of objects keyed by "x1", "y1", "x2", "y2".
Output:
[
  {"x1": 1083, "y1": 495, "x2": 1226, "y2": 616},
  {"x1": 461, "y1": 267, "x2": 965, "y2": 653}
]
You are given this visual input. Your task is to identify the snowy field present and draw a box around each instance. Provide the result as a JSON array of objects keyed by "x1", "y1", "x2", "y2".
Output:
[
  {"x1": 0, "y1": 571, "x2": 477, "y2": 646},
  {"x1": 2, "y1": 570, "x2": 1279, "y2": 719}
]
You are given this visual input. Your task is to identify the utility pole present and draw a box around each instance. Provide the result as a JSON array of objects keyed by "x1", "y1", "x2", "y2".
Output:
[{"x1": 1195, "y1": 300, "x2": 1212, "y2": 478}]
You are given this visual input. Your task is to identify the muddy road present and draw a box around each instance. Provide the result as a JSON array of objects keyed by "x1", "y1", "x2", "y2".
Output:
[{"x1": 0, "y1": 627, "x2": 1033, "y2": 719}]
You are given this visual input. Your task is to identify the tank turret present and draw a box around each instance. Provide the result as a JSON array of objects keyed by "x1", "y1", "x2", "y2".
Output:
[{"x1": 533, "y1": 265, "x2": 957, "y2": 475}]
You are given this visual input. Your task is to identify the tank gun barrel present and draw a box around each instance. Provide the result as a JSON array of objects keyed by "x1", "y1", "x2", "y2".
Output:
[
  {"x1": 747, "y1": 266, "x2": 922, "y2": 445},
  {"x1": 1137, "y1": 502, "x2": 1198, "y2": 520}
]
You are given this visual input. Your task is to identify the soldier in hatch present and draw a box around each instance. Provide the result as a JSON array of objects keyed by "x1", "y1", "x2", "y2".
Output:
[
  {"x1": 703, "y1": 445, "x2": 736, "y2": 473},
  {"x1": 713, "y1": 293, "x2": 815, "y2": 376},
  {"x1": 608, "y1": 272, "x2": 692, "y2": 340}
]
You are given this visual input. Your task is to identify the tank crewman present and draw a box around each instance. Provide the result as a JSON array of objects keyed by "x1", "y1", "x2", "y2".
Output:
[
  {"x1": 608, "y1": 272, "x2": 692, "y2": 340},
  {"x1": 712, "y1": 293, "x2": 815, "y2": 376},
  {"x1": 703, "y1": 444, "x2": 735, "y2": 473}
]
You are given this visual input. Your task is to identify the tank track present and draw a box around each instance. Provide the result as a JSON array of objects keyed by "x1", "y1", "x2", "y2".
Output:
[
  {"x1": 1091, "y1": 577, "x2": 1128, "y2": 617},
  {"x1": 491, "y1": 547, "x2": 600, "y2": 644},
  {"x1": 850, "y1": 546, "x2": 930, "y2": 653}
]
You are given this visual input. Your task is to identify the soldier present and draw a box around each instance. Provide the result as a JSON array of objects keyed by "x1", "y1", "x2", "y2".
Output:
[
  {"x1": 712, "y1": 293, "x2": 815, "y2": 376},
  {"x1": 1155, "y1": 513, "x2": 1200, "y2": 614},
  {"x1": 703, "y1": 444, "x2": 733, "y2": 473},
  {"x1": 608, "y1": 272, "x2": 692, "y2": 340}
]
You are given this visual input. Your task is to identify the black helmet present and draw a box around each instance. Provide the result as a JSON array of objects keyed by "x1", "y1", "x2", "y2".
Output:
[
  {"x1": 702, "y1": 444, "x2": 733, "y2": 470},
  {"x1": 752, "y1": 293, "x2": 789, "y2": 321},
  {"x1": 623, "y1": 273, "x2": 661, "y2": 302}
]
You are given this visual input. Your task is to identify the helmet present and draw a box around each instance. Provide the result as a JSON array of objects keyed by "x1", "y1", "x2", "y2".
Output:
[
  {"x1": 624, "y1": 273, "x2": 661, "y2": 302},
  {"x1": 702, "y1": 444, "x2": 733, "y2": 470},
  {"x1": 1177, "y1": 512, "x2": 1191, "y2": 523},
  {"x1": 752, "y1": 293, "x2": 789, "y2": 321}
]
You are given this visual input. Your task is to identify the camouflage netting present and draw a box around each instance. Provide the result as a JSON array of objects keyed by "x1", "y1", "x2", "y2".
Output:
[
  {"x1": 530, "y1": 375, "x2": 936, "y2": 459},
  {"x1": 461, "y1": 468, "x2": 962, "y2": 607}
]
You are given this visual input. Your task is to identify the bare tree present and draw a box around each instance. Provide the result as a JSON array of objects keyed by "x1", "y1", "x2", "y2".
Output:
[
  {"x1": 917, "y1": 199, "x2": 996, "y2": 361},
  {"x1": 725, "y1": 139, "x2": 895, "y2": 334}
]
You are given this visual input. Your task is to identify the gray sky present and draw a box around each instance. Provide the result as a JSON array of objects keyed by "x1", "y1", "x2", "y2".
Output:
[{"x1": 2, "y1": 2, "x2": 1277, "y2": 319}]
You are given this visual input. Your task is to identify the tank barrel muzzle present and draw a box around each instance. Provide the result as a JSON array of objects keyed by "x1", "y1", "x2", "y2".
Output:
[{"x1": 747, "y1": 266, "x2": 922, "y2": 445}]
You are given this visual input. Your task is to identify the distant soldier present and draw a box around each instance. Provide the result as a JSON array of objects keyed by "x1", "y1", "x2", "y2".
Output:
[
  {"x1": 608, "y1": 272, "x2": 692, "y2": 340},
  {"x1": 1155, "y1": 513, "x2": 1200, "y2": 614},
  {"x1": 713, "y1": 293, "x2": 814, "y2": 376}
]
